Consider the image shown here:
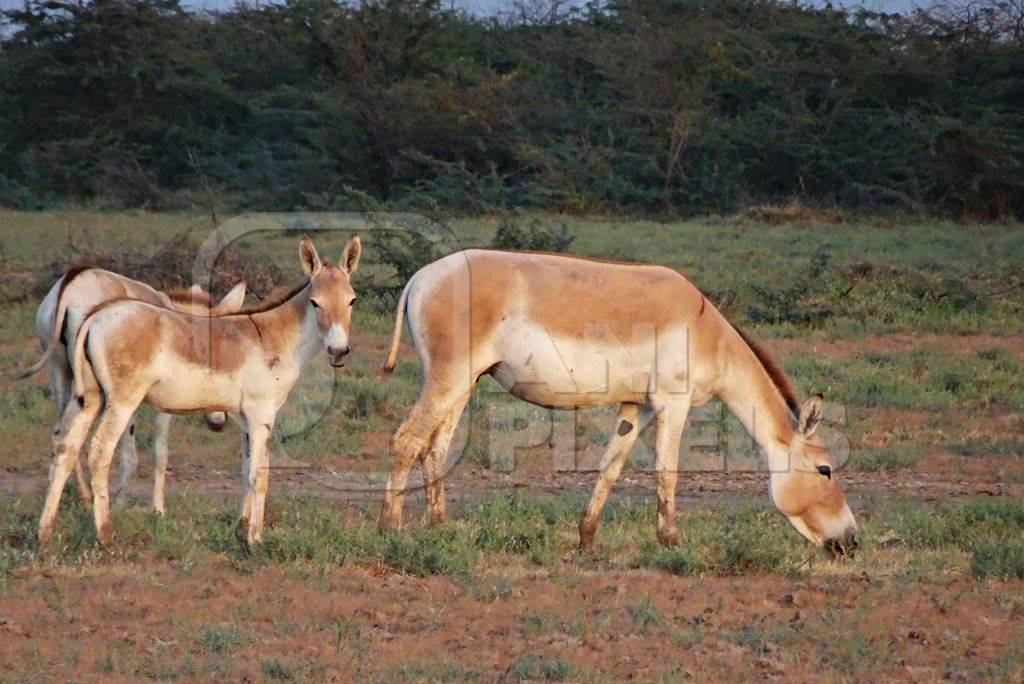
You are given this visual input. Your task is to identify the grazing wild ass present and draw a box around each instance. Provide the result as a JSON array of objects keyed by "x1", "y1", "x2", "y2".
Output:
[
  {"x1": 38, "y1": 236, "x2": 360, "y2": 548},
  {"x1": 16, "y1": 268, "x2": 247, "y2": 513},
  {"x1": 380, "y1": 250, "x2": 858, "y2": 556}
]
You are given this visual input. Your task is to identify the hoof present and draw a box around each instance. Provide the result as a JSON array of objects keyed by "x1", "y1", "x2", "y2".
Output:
[
  {"x1": 378, "y1": 506, "x2": 402, "y2": 533},
  {"x1": 234, "y1": 517, "x2": 250, "y2": 548},
  {"x1": 657, "y1": 527, "x2": 679, "y2": 548},
  {"x1": 425, "y1": 511, "x2": 447, "y2": 527},
  {"x1": 96, "y1": 523, "x2": 115, "y2": 550},
  {"x1": 578, "y1": 516, "x2": 598, "y2": 552}
]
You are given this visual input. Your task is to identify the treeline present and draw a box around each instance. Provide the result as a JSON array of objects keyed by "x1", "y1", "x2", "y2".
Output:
[{"x1": 1, "y1": 0, "x2": 1022, "y2": 217}]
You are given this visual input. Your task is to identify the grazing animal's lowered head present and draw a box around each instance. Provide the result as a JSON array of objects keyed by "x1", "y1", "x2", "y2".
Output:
[
  {"x1": 771, "y1": 395, "x2": 858, "y2": 558},
  {"x1": 299, "y1": 235, "x2": 360, "y2": 368}
]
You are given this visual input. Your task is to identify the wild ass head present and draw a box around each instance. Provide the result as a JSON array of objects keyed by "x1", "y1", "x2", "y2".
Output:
[
  {"x1": 771, "y1": 394, "x2": 858, "y2": 558},
  {"x1": 299, "y1": 235, "x2": 360, "y2": 368}
]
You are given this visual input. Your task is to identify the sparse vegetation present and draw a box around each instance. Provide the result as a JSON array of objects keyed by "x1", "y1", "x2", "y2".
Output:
[
  {"x1": 1, "y1": 211, "x2": 1022, "y2": 681},
  {"x1": 508, "y1": 654, "x2": 573, "y2": 682}
]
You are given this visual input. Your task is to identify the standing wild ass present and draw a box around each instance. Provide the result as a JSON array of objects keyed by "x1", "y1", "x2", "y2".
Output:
[
  {"x1": 38, "y1": 236, "x2": 360, "y2": 548},
  {"x1": 380, "y1": 250, "x2": 858, "y2": 556},
  {"x1": 16, "y1": 268, "x2": 247, "y2": 513}
]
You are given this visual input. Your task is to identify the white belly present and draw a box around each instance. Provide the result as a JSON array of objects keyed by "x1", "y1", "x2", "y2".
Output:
[
  {"x1": 488, "y1": 320, "x2": 689, "y2": 408},
  {"x1": 145, "y1": 357, "x2": 241, "y2": 414}
]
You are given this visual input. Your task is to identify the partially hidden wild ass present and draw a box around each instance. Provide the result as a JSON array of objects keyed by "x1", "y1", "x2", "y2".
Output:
[
  {"x1": 380, "y1": 250, "x2": 858, "y2": 556},
  {"x1": 16, "y1": 267, "x2": 247, "y2": 515},
  {"x1": 38, "y1": 236, "x2": 361, "y2": 549}
]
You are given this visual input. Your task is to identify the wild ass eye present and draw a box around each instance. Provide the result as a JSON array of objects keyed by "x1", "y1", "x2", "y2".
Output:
[
  {"x1": 310, "y1": 299, "x2": 321, "y2": 309},
  {"x1": 816, "y1": 465, "x2": 832, "y2": 479}
]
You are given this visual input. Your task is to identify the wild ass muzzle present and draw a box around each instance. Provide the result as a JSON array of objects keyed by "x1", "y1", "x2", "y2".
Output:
[
  {"x1": 37, "y1": 236, "x2": 360, "y2": 548},
  {"x1": 379, "y1": 250, "x2": 858, "y2": 557},
  {"x1": 17, "y1": 267, "x2": 247, "y2": 515}
]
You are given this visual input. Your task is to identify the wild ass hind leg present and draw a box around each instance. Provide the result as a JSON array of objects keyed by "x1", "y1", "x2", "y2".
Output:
[
  {"x1": 579, "y1": 403, "x2": 643, "y2": 551},
  {"x1": 48, "y1": 353, "x2": 92, "y2": 505},
  {"x1": 113, "y1": 418, "x2": 139, "y2": 506},
  {"x1": 38, "y1": 392, "x2": 101, "y2": 546},
  {"x1": 652, "y1": 396, "x2": 692, "y2": 548},
  {"x1": 381, "y1": 386, "x2": 468, "y2": 532},
  {"x1": 151, "y1": 412, "x2": 172, "y2": 515},
  {"x1": 88, "y1": 401, "x2": 143, "y2": 549},
  {"x1": 421, "y1": 394, "x2": 471, "y2": 526}
]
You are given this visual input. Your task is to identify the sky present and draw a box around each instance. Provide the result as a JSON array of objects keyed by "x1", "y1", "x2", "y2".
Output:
[{"x1": 0, "y1": 0, "x2": 928, "y2": 14}]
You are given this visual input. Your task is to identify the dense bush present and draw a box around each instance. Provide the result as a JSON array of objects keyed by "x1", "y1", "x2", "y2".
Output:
[
  {"x1": 491, "y1": 215, "x2": 575, "y2": 252},
  {"x1": 1, "y1": 0, "x2": 1022, "y2": 218}
]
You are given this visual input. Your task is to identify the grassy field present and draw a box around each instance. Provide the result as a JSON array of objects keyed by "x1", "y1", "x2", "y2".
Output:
[{"x1": 1, "y1": 211, "x2": 1023, "y2": 680}]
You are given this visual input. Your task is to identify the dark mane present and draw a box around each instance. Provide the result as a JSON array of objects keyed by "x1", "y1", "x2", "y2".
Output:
[
  {"x1": 234, "y1": 281, "x2": 310, "y2": 316},
  {"x1": 167, "y1": 287, "x2": 213, "y2": 307},
  {"x1": 730, "y1": 322, "x2": 801, "y2": 419}
]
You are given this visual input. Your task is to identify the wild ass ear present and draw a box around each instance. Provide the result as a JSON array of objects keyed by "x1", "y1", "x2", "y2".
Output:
[
  {"x1": 340, "y1": 234, "x2": 361, "y2": 274},
  {"x1": 300, "y1": 236, "x2": 323, "y2": 277},
  {"x1": 797, "y1": 394, "x2": 824, "y2": 437},
  {"x1": 211, "y1": 281, "x2": 247, "y2": 315}
]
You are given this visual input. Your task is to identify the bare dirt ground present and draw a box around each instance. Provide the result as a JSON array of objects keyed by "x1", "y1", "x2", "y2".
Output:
[{"x1": 3, "y1": 558, "x2": 1021, "y2": 682}]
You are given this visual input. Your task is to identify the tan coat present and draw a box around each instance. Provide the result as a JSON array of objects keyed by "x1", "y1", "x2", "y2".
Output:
[{"x1": 381, "y1": 250, "x2": 857, "y2": 553}]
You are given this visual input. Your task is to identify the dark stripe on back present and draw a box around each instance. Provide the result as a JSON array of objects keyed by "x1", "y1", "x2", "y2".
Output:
[
  {"x1": 229, "y1": 281, "x2": 309, "y2": 316},
  {"x1": 167, "y1": 288, "x2": 213, "y2": 307}
]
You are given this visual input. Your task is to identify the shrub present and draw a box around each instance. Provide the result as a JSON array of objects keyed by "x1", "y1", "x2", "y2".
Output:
[
  {"x1": 491, "y1": 216, "x2": 575, "y2": 253},
  {"x1": 970, "y1": 538, "x2": 1024, "y2": 579},
  {"x1": 642, "y1": 546, "x2": 706, "y2": 576}
]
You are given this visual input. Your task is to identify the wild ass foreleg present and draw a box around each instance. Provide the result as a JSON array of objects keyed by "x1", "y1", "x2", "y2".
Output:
[
  {"x1": 113, "y1": 419, "x2": 139, "y2": 506},
  {"x1": 420, "y1": 394, "x2": 471, "y2": 526},
  {"x1": 151, "y1": 412, "x2": 172, "y2": 515},
  {"x1": 235, "y1": 421, "x2": 253, "y2": 546},
  {"x1": 73, "y1": 450, "x2": 93, "y2": 506},
  {"x1": 579, "y1": 403, "x2": 643, "y2": 551},
  {"x1": 38, "y1": 394, "x2": 100, "y2": 546},
  {"x1": 652, "y1": 396, "x2": 691, "y2": 548},
  {"x1": 87, "y1": 403, "x2": 140, "y2": 548},
  {"x1": 237, "y1": 415, "x2": 273, "y2": 548}
]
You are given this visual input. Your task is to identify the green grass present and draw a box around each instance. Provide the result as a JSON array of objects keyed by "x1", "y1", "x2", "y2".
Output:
[
  {"x1": 849, "y1": 445, "x2": 924, "y2": 472},
  {"x1": 970, "y1": 538, "x2": 1024, "y2": 579},
  {"x1": 6, "y1": 489, "x2": 1023, "y2": 587},
  {"x1": 784, "y1": 348, "x2": 1024, "y2": 411},
  {"x1": 260, "y1": 658, "x2": 297, "y2": 680},
  {"x1": 508, "y1": 654, "x2": 573, "y2": 682},
  {"x1": 195, "y1": 623, "x2": 255, "y2": 654},
  {"x1": 627, "y1": 597, "x2": 662, "y2": 633},
  {"x1": 949, "y1": 435, "x2": 1024, "y2": 458}
]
